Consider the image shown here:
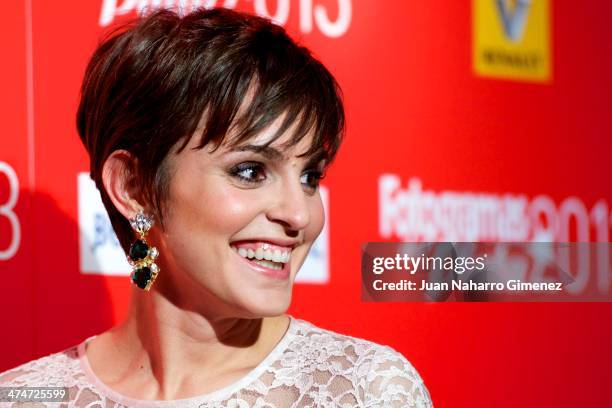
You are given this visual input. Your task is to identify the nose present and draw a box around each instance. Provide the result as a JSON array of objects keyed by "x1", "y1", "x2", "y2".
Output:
[{"x1": 266, "y1": 177, "x2": 311, "y2": 233}]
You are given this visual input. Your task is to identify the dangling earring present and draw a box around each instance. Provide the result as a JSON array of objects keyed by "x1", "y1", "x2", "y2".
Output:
[{"x1": 127, "y1": 211, "x2": 159, "y2": 291}]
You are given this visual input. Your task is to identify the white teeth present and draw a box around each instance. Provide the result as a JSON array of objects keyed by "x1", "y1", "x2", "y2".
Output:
[
  {"x1": 252, "y1": 259, "x2": 283, "y2": 270},
  {"x1": 231, "y1": 244, "x2": 291, "y2": 264},
  {"x1": 263, "y1": 250, "x2": 274, "y2": 261}
]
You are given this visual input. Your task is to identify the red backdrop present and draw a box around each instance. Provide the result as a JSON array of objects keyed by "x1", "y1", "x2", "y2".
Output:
[{"x1": 1, "y1": 1, "x2": 611, "y2": 406}]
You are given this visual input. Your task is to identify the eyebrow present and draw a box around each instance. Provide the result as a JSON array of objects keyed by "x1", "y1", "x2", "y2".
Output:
[
  {"x1": 230, "y1": 144, "x2": 285, "y2": 161},
  {"x1": 229, "y1": 144, "x2": 328, "y2": 168}
]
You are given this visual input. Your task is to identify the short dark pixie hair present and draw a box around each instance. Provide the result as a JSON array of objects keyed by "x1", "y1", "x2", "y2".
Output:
[{"x1": 76, "y1": 7, "x2": 345, "y2": 253}]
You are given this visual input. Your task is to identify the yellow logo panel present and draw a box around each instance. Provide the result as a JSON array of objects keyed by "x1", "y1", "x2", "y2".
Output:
[{"x1": 473, "y1": 0, "x2": 551, "y2": 82}]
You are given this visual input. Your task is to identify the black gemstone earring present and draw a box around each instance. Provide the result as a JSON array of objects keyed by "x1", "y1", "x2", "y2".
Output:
[{"x1": 127, "y1": 211, "x2": 159, "y2": 291}]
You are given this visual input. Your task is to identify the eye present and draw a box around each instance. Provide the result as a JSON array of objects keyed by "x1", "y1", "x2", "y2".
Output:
[
  {"x1": 229, "y1": 162, "x2": 266, "y2": 184},
  {"x1": 301, "y1": 169, "x2": 325, "y2": 191}
]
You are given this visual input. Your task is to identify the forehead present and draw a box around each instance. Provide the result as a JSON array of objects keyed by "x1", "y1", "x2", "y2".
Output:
[{"x1": 217, "y1": 111, "x2": 319, "y2": 160}]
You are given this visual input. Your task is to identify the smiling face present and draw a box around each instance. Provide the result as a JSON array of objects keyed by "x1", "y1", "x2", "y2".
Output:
[{"x1": 148, "y1": 113, "x2": 326, "y2": 318}]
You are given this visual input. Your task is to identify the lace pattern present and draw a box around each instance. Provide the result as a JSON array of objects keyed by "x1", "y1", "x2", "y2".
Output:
[{"x1": 0, "y1": 317, "x2": 432, "y2": 407}]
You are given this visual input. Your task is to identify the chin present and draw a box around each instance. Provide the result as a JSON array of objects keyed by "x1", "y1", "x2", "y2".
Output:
[{"x1": 238, "y1": 290, "x2": 292, "y2": 318}]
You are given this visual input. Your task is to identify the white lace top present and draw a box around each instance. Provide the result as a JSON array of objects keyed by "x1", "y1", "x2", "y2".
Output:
[{"x1": 0, "y1": 316, "x2": 432, "y2": 407}]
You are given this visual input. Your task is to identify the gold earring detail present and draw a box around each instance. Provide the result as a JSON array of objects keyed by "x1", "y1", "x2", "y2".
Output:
[{"x1": 127, "y1": 211, "x2": 159, "y2": 291}]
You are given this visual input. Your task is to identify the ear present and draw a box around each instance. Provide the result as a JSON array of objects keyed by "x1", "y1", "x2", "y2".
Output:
[{"x1": 102, "y1": 149, "x2": 144, "y2": 220}]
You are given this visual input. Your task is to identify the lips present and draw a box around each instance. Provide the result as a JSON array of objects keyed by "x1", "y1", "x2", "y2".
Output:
[
  {"x1": 231, "y1": 243, "x2": 291, "y2": 263},
  {"x1": 231, "y1": 245, "x2": 291, "y2": 280},
  {"x1": 230, "y1": 238, "x2": 300, "y2": 250}
]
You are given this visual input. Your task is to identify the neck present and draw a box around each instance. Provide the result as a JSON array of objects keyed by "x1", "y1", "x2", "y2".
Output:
[{"x1": 90, "y1": 286, "x2": 290, "y2": 400}]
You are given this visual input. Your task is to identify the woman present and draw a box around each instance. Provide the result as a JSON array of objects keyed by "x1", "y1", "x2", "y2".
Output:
[{"x1": 0, "y1": 7, "x2": 432, "y2": 407}]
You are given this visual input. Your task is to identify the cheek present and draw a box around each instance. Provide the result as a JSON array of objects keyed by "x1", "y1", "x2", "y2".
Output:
[
  {"x1": 164, "y1": 171, "x2": 326, "y2": 247},
  {"x1": 160, "y1": 181, "x2": 259, "y2": 279},
  {"x1": 169, "y1": 180, "x2": 256, "y2": 239}
]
